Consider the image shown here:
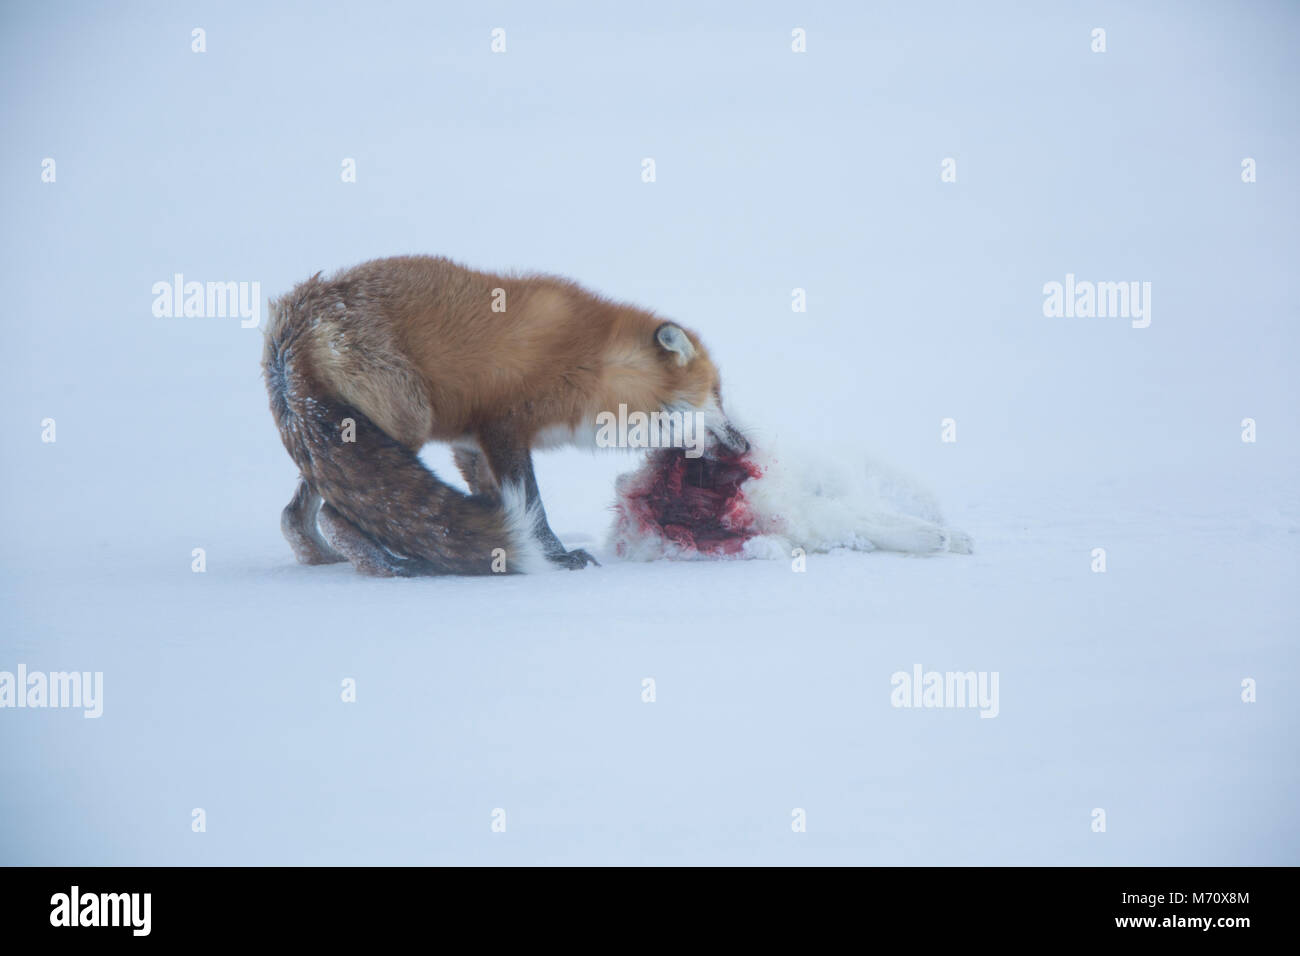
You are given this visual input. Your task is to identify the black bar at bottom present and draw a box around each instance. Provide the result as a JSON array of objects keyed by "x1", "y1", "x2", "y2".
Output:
[{"x1": 0, "y1": 866, "x2": 1278, "y2": 941}]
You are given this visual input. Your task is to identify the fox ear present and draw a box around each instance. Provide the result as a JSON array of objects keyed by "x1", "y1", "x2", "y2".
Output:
[{"x1": 655, "y1": 323, "x2": 696, "y2": 366}]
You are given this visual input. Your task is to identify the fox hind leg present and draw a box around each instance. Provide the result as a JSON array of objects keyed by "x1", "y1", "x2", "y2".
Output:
[
  {"x1": 281, "y1": 479, "x2": 345, "y2": 565},
  {"x1": 317, "y1": 502, "x2": 437, "y2": 577},
  {"x1": 452, "y1": 447, "x2": 498, "y2": 496}
]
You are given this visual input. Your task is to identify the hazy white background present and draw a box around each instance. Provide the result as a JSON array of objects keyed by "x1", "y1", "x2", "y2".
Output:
[{"x1": 1, "y1": 0, "x2": 1296, "y2": 864}]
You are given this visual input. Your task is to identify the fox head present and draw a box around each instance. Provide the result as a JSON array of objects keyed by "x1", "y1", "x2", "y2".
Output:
[
  {"x1": 594, "y1": 319, "x2": 748, "y2": 459},
  {"x1": 651, "y1": 322, "x2": 749, "y2": 456}
]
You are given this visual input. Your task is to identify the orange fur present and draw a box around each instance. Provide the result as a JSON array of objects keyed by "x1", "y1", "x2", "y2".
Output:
[{"x1": 285, "y1": 255, "x2": 720, "y2": 450}]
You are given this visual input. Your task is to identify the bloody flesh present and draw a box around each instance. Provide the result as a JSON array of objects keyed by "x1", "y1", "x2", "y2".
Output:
[{"x1": 614, "y1": 447, "x2": 763, "y2": 557}]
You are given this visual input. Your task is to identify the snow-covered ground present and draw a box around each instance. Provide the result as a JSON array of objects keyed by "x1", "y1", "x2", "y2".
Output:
[{"x1": 2, "y1": 1, "x2": 1297, "y2": 865}]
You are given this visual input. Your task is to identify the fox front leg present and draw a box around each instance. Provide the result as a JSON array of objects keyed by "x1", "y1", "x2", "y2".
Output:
[{"x1": 476, "y1": 427, "x2": 598, "y2": 570}]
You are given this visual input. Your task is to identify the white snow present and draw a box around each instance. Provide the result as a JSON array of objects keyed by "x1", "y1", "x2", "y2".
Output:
[{"x1": 1, "y1": 1, "x2": 1297, "y2": 865}]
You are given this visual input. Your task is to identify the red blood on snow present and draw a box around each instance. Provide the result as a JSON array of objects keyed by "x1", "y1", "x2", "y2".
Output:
[{"x1": 614, "y1": 447, "x2": 763, "y2": 558}]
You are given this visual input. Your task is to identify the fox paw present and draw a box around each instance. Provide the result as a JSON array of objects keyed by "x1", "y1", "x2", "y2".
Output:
[{"x1": 551, "y1": 548, "x2": 600, "y2": 570}]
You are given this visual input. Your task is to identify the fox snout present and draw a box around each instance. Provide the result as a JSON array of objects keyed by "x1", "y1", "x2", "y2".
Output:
[{"x1": 709, "y1": 419, "x2": 750, "y2": 457}]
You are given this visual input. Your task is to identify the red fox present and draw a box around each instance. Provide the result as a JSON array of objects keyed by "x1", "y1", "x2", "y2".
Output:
[{"x1": 263, "y1": 255, "x2": 748, "y2": 576}]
